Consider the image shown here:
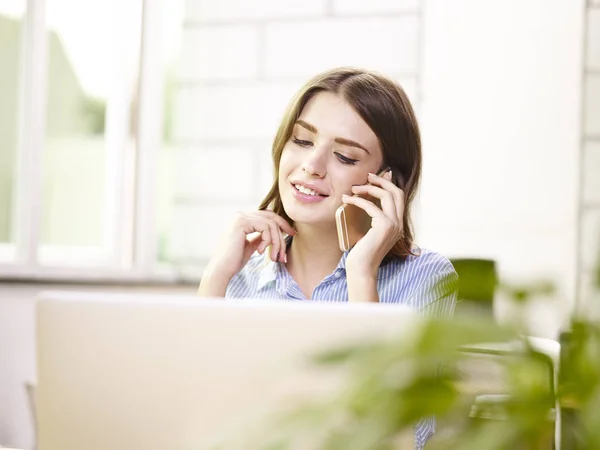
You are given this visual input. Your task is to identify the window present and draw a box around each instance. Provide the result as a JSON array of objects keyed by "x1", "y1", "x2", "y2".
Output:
[
  {"x1": 40, "y1": 0, "x2": 142, "y2": 267},
  {"x1": 0, "y1": 0, "x2": 177, "y2": 281},
  {"x1": 0, "y1": 0, "x2": 26, "y2": 263}
]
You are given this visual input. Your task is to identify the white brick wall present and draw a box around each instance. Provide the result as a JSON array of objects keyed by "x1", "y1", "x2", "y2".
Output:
[
  {"x1": 180, "y1": 26, "x2": 260, "y2": 80},
  {"x1": 185, "y1": 0, "x2": 327, "y2": 23},
  {"x1": 332, "y1": 0, "x2": 420, "y2": 15},
  {"x1": 585, "y1": 75, "x2": 600, "y2": 136},
  {"x1": 171, "y1": 0, "x2": 595, "y2": 327},
  {"x1": 581, "y1": 209, "x2": 600, "y2": 272},
  {"x1": 578, "y1": 271, "x2": 600, "y2": 319},
  {"x1": 166, "y1": 203, "x2": 258, "y2": 262},
  {"x1": 579, "y1": 1, "x2": 600, "y2": 311},
  {"x1": 171, "y1": 1, "x2": 424, "y2": 263},
  {"x1": 264, "y1": 17, "x2": 419, "y2": 78},
  {"x1": 173, "y1": 82, "x2": 300, "y2": 141},
  {"x1": 588, "y1": 8, "x2": 600, "y2": 71},
  {"x1": 173, "y1": 146, "x2": 263, "y2": 201},
  {"x1": 583, "y1": 142, "x2": 600, "y2": 204}
]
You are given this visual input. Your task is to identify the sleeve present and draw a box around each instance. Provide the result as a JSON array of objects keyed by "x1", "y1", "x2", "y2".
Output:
[
  {"x1": 407, "y1": 254, "x2": 459, "y2": 449},
  {"x1": 407, "y1": 256, "x2": 459, "y2": 318}
]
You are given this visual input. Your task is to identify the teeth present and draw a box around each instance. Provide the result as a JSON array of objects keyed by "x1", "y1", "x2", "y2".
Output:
[{"x1": 295, "y1": 184, "x2": 320, "y2": 196}]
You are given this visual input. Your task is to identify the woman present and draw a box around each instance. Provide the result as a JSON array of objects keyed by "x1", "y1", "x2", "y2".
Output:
[
  {"x1": 198, "y1": 67, "x2": 458, "y2": 448},
  {"x1": 199, "y1": 67, "x2": 457, "y2": 313}
]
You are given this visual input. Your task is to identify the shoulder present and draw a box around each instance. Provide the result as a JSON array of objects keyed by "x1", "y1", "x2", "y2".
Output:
[
  {"x1": 377, "y1": 248, "x2": 458, "y2": 307},
  {"x1": 403, "y1": 248, "x2": 457, "y2": 278},
  {"x1": 388, "y1": 248, "x2": 459, "y2": 315},
  {"x1": 382, "y1": 247, "x2": 457, "y2": 282}
]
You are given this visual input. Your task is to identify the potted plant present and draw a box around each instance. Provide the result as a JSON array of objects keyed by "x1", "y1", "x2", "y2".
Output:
[{"x1": 214, "y1": 256, "x2": 600, "y2": 449}]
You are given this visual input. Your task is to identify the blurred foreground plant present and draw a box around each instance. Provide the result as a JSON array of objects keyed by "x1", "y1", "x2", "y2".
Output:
[{"x1": 214, "y1": 253, "x2": 600, "y2": 449}]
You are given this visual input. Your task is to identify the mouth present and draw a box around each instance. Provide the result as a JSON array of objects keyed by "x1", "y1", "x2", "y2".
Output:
[
  {"x1": 290, "y1": 183, "x2": 329, "y2": 203},
  {"x1": 292, "y1": 183, "x2": 328, "y2": 198}
]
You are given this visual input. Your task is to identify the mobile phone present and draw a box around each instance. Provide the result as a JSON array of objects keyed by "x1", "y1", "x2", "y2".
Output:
[{"x1": 335, "y1": 167, "x2": 395, "y2": 252}]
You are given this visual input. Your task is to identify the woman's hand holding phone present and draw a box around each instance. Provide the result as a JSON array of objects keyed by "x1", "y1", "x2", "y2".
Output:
[
  {"x1": 342, "y1": 169, "x2": 405, "y2": 278},
  {"x1": 198, "y1": 211, "x2": 296, "y2": 297}
]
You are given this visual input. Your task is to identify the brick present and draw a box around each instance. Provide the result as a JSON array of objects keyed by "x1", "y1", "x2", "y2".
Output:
[
  {"x1": 185, "y1": 0, "x2": 326, "y2": 22},
  {"x1": 173, "y1": 146, "x2": 258, "y2": 200},
  {"x1": 172, "y1": 82, "x2": 302, "y2": 140},
  {"x1": 166, "y1": 203, "x2": 257, "y2": 262},
  {"x1": 180, "y1": 26, "x2": 259, "y2": 80},
  {"x1": 581, "y1": 208, "x2": 600, "y2": 271},
  {"x1": 588, "y1": 8, "x2": 600, "y2": 70},
  {"x1": 585, "y1": 75, "x2": 600, "y2": 136},
  {"x1": 333, "y1": 0, "x2": 420, "y2": 15},
  {"x1": 264, "y1": 17, "x2": 419, "y2": 78},
  {"x1": 583, "y1": 141, "x2": 600, "y2": 204}
]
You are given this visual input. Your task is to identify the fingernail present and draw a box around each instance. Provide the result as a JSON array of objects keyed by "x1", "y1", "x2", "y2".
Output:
[{"x1": 283, "y1": 254, "x2": 288, "y2": 264}]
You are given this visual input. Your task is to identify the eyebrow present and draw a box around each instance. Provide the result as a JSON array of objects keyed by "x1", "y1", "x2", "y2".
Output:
[{"x1": 295, "y1": 119, "x2": 371, "y2": 155}]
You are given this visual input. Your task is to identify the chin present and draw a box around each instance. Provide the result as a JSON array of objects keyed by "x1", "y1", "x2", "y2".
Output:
[{"x1": 282, "y1": 197, "x2": 335, "y2": 227}]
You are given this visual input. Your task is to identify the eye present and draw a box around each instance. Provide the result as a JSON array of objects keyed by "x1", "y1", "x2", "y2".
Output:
[
  {"x1": 292, "y1": 137, "x2": 313, "y2": 147},
  {"x1": 335, "y1": 152, "x2": 358, "y2": 165}
]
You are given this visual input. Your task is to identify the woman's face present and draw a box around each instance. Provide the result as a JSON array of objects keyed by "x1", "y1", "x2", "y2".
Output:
[{"x1": 278, "y1": 91, "x2": 383, "y2": 227}]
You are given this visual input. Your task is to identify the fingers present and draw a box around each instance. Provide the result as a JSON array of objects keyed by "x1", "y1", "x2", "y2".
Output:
[
  {"x1": 257, "y1": 211, "x2": 297, "y2": 237},
  {"x1": 342, "y1": 193, "x2": 403, "y2": 241},
  {"x1": 255, "y1": 225, "x2": 272, "y2": 255},
  {"x1": 254, "y1": 223, "x2": 281, "y2": 262},
  {"x1": 278, "y1": 226, "x2": 287, "y2": 263},
  {"x1": 236, "y1": 211, "x2": 293, "y2": 263},
  {"x1": 364, "y1": 171, "x2": 405, "y2": 219},
  {"x1": 341, "y1": 194, "x2": 384, "y2": 219},
  {"x1": 253, "y1": 211, "x2": 293, "y2": 263},
  {"x1": 267, "y1": 220, "x2": 282, "y2": 261},
  {"x1": 350, "y1": 184, "x2": 397, "y2": 219}
]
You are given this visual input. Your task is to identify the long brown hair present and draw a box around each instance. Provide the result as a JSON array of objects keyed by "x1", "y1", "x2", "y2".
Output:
[{"x1": 258, "y1": 67, "x2": 422, "y2": 261}]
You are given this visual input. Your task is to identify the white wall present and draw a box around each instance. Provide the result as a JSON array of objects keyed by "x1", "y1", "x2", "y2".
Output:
[
  {"x1": 170, "y1": 0, "x2": 594, "y2": 332},
  {"x1": 581, "y1": 1, "x2": 600, "y2": 316},
  {"x1": 418, "y1": 1, "x2": 585, "y2": 318}
]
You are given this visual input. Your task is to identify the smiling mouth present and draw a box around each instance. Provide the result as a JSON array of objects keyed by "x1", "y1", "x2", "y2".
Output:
[{"x1": 292, "y1": 184, "x2": 328, "y2": 197}]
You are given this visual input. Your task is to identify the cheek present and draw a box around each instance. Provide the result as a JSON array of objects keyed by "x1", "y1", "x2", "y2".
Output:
[
  {"x1": 277, "y1": 146, "x2": 294, "y2": 185},
  {"x1": 278, "y1": 145, "x2": 298, "y2": 176},
  {"x1": 329, "y1": 166, "x2": 369, "y2": 194}
]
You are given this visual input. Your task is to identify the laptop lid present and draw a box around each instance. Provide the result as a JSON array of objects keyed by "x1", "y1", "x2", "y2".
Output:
[{"x1": 36, "y1": 291, "x2": 418, "y2": 450}]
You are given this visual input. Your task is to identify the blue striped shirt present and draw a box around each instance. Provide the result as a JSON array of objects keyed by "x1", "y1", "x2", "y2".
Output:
[{"x1": 226, "y1": 246, "x2": 458, "y2": 449}]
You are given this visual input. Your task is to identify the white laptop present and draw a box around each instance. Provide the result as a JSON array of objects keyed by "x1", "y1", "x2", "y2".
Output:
[{"x1": 35, "y1": 291, "x2": 419, "y2": 450}]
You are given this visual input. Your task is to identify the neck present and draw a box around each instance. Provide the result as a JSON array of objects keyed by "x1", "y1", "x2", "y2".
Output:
[{"x1": 287, "y1": 222, "x2": 343, "y2": 280}]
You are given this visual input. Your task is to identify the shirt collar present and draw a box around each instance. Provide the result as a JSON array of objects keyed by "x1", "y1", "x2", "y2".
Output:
[
  {"x1": 256, "y1": 256, "x2": 278, "y2": 291},
  {"x1": 336, "y1": 249, "x2": 350, "y2": 271},
  {"x1": 255, "y1": 242, "x2": 350, "y2": 292}
]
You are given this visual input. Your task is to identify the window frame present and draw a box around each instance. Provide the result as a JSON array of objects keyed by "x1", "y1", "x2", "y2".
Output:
[{"x1": 0, "y1": 0, "x2": 173, "y2": 283}]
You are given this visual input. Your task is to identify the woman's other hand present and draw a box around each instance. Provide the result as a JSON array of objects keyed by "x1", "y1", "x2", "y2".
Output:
[{"x1": 198, "y1": 211, "x2": 296, "y2": 297}]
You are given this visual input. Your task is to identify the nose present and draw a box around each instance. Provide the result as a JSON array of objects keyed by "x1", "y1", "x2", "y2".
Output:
[{"x1": 301, "y1": 146, "x2": 327, "y2": 178}]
